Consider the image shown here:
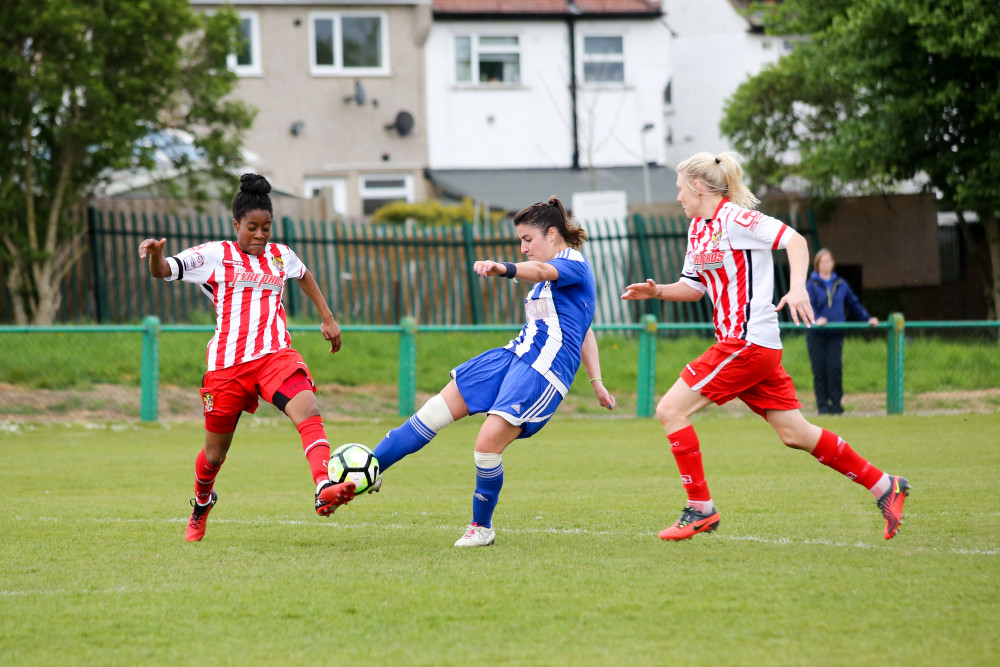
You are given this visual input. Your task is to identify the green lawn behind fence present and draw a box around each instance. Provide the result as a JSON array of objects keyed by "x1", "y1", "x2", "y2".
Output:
[{"x1": 2, "y1": 328, "x2": 997, "y2": 398}]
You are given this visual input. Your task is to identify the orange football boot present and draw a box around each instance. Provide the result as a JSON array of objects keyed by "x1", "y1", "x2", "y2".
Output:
[
  {"x1": 658, "y1": 506, "x2": 720, "y2": 541},
  {"x1": 876, "y1": 475, "x2": 911, "y2": 540}
]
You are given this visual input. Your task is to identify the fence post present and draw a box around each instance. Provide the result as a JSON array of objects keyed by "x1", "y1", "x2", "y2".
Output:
[
  {"x1": 87, "y1": 206, "x2": 107, "y2": 324},
  {"x1": 461, "y1": 220, "x2": 485, "y2": 324},
  {"x1": 637, "y1": 313, "x2": 658, "y2": 417},
  {"x1": 886, "y1": 312, "x2": 905, "y2": 415},
  {"x1": 398, "y1": 316, "x2": 417, "y2": 416},
  {"x1": 140, "y1": 315, "x2": 160, "y2": 422},
  {"x1": 632, "y1": 214, "x2": 655, "y2": 318},
  {"x1": 282, "y1": 217, "x2": 300, "y2": 318}
]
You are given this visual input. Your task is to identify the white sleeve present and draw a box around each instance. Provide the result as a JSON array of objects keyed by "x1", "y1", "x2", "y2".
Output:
[
  {"x1": 165, "y1": 242, "x2": 222, "y2": 283},
  {"x1": 278, "y1": 245, "x2": 307, "y2": 280},
  {"x1": 724, "y1": 207, "x2": 792, "y2": 251}
]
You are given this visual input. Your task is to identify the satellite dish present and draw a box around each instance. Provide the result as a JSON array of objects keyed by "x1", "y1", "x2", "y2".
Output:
[
  {"x1": 344, "y1": 80, "x2": 366, "y2": 106},
  {"x1": 385, "y1": 111, "x2": 414, "y2": 136}
]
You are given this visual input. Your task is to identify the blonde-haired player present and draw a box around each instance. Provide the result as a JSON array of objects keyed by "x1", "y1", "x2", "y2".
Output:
[{"x1": 622, "y1": 152, "x2": 910, "y2": 541}]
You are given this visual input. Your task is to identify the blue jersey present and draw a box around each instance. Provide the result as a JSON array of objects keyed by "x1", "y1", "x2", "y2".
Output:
[{"x1": 503, "y1": 248, "x2": 596, "y2": 396}]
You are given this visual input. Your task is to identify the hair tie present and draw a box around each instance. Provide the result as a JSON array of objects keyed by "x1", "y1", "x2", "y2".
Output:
[
  {"x1": 714, "y1": 157, "x2": 721, "y2": 164},
  {"x1": 548, "y1": 198, "x2": 558, "y2": 206}
]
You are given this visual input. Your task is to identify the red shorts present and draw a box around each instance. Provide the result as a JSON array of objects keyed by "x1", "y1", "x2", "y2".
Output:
[
  {"x1": 200, "y1": 348, "x2": 315, "y2": 430},
  {"x1": 680, "y1": 339, "x2": 801, "y2": 417}
]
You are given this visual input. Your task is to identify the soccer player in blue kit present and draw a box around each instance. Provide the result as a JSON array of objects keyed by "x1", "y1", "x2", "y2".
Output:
[{"x1": 346, "y1": 197, "x2": 615, "y2": 546}]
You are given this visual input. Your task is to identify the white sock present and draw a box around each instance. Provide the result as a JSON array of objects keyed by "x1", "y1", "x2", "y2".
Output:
[
  {"x1": 868, "y1": 473, "x2": 891, "y2": 499},
  {"x1": 689, "y1": 499, "x2": 714, "y2": 514}
]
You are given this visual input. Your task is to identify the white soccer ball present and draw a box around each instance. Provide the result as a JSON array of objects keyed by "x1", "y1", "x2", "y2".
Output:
[{"x1": 328, "y1": 443, "x2": 380, "y2": 494}]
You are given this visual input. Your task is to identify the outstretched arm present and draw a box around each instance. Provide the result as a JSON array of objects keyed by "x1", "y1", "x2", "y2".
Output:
[
  {"x1": 138, "y1": 238, "x2": 171, "y2": 279},
  {"x1": 774, "y1": 232, "x2": 815, "y2": 327},
  {"x1": 297, "y1": 270, "x2": 342, "y2": 354},
  {"x1": 621, "y1": 279, "x2": 703, "y2": 302},
  {"x1": 581, "y1": 328, "x2": 614, "y2": 410},
  {"x1": 473, "y1": 259, "x2": 559, "y2": 283}
]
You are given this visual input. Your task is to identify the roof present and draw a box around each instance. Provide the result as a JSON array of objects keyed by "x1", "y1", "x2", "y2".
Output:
[
  {"x1": 426, "y1": 165, "x2": 679, "y2": 213},
  {"x1": 434, "y1": 0, "x2": 661, "y2": 17}
]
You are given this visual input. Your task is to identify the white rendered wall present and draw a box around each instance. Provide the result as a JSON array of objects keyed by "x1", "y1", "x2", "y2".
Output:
[
  {"x1": 663, "y1": 0, "x2": 790, "y2": 167},
  {"x1": 426, "y1": 18, "x2": 671, "y2": 170}
]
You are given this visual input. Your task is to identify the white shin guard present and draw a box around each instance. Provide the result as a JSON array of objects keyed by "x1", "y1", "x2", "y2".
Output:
[{"x1": 415, "y1": 393, "x2": 454, "y2": 433}]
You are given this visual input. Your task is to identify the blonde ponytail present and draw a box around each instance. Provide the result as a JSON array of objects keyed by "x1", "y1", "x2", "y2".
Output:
[{"x1": 676, "y1": 151, "x2": 760, "y2": 209}]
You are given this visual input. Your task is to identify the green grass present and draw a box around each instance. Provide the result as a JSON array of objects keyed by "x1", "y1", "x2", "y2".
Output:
[{"x1": 2, "y1": 413, "x2": 998, "y2": 665}]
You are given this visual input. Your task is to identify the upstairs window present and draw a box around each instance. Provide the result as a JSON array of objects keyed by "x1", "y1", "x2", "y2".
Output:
[
  {"x1": 310, "y1": 11, "x2": 389, "y2": 75},
  {"x1": 228, "y1": 11, "x2": 262, "y2": 76},
  {"x1": 455, "y1": 35, "x2": 520, "y2": 85},
  {"x1": 582, "y1": 35, "x2": 624, "y2": 84}
]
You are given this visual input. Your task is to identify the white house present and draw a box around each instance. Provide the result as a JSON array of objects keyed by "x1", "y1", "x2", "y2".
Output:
[{"x1": 424, "y1": 1, "x2": 677, "y2": 210}]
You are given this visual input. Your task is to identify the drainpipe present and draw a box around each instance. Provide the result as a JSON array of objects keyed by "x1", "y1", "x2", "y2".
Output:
[{"x1": 568, "y1": 1, "x2": 581, "y2": 169}]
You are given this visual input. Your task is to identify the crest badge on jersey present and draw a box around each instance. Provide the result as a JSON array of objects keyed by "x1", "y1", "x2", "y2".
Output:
[{"x1": 271, "y1": 256, "x2": 285, "y2": 271}]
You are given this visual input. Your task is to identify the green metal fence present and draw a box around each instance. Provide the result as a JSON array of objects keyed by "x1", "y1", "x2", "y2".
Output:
[
  {"x1": 0, "y1": 206, "x2": 815, "y2": 326},
  {"x1": 2, "y1": 316, "x2": 996, "y2": 423}
]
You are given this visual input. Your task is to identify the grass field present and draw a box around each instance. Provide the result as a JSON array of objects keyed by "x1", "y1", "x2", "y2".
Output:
[{"x1": 2, "y1": 412, "x2": 998, "y2": 665}]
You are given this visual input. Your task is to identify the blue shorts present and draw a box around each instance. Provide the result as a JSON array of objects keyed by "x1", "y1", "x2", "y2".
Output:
[{"x1": 450, "y1": 348, "x2": 564, "y2": 439}]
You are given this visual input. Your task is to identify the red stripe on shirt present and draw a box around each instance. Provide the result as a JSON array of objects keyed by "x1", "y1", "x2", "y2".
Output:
[
  {"x1": 213, "y1": 243, "x2": 238, "y2": 369},
  {"x1": 232, "y1": 244, "x2": 255, "y2": 366},
  {"x1": 771, "y1": 224, "x2": 790, "y2": 250}
]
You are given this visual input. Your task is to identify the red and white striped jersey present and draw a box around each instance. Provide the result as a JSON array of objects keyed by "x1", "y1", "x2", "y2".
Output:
[
  {"x1": 165, "y1": 241, "x2": 307, "y2": 371},
  {"x1": 679, "y1": 200, "x2": 792, "y2": 349}
]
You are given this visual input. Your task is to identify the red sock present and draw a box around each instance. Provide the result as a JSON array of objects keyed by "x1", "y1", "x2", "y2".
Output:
[
  {"x1": 668, "y1": 425, "x2": 711, "y2": 502},
  {"x1": 298, "y1": 415, "x2": 331, "y2": 486},
  {"x1": 194, "y1": 449, "x2": 224, "y2": 504},
  {"x1": 810, "y1": 429, "x2": 883, "y2": 489}
]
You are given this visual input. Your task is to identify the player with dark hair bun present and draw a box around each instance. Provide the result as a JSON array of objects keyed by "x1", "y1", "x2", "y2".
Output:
[
  {"x1": 339, "y1": 196, "x2": 615, "y2": 547},
  {"x1": 138, "y1": 173, "x2": 355, "y2": 541}
]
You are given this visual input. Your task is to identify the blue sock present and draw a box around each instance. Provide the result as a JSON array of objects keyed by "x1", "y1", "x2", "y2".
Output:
[
  {"x1": 372, "y1": 415, "x2": 436, "y2": 471},
  {"x1": 471, "y1": 463, "x2": 504, "y2": 528}
]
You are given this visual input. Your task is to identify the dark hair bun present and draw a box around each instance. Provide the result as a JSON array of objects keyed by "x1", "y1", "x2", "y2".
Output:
[{"x1": 239, "y1": 173, "x2": 271, "y2": 195}]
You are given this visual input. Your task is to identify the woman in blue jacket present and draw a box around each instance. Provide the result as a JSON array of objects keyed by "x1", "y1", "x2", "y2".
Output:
[{"x1": 806, "y1": 249, "x2": 879, "y2": 414}]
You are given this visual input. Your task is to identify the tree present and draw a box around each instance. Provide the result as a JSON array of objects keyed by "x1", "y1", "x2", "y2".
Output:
[
  {"x1": 721, "y1": 0, "x2": 1000, "y2": 318},
  {"x1": 0, "y1": 0, "x2": 254, "y2": 324}
]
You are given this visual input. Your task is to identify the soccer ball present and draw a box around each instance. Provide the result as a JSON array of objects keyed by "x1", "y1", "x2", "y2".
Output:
[{"x1": 328, "y1": 443, "x2": 380, "y2": 494}]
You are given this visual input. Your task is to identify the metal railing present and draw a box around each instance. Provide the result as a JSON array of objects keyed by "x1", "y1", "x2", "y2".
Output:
[{"x1": 3, "y1": 314, "x2": 996, "y2": 422}]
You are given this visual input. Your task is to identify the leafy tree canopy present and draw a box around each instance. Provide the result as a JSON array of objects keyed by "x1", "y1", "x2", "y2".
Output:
[
  {"x1": 0, "y1": 0, "x2": 255, "y2": 323},
  {"x1": 722, "y1": 0, "x2": 1000, "y2": 316}
]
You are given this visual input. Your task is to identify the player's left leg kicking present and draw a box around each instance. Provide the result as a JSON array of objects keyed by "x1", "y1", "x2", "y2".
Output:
[{"x1": 263, "y1": 361, "x2": 355, "y2": 517}]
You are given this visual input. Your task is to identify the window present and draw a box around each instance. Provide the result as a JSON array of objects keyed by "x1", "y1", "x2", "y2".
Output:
[
  {"x1": 582, "y1": 35, "x2": 624, "y2": 84},
  {"x1": 455, "y1": 35, "x2": 520, "y2": 85},
  {"x1": 310, "y1": 11, "x2": 389, "y2": 76},
  {"x1": 304, "y1": 178, "x2": 348, "y2": 217},
  {"x1": 360, "y1": 174, "x2": 413, "y2": 215},
  {"x1": 227, "y1": 11, "x2": 262, "y2": 76}
]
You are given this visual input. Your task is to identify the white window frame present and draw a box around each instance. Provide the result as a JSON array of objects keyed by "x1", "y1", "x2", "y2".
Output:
[
  {"x1": 454, "y1": 34, "x2": 522, "y2": 86},
  {"x1": 309, "y1": 10, "x2": 390, "y2": 77},
  {"x1": 359, "y1": 174, "x2": 414, "y2": 215},
  {"x1": 227, "y1": 11, "x2": 262, "y2": 77},
  {"x1": 304, "y1": 177, "x2": 348, "y2": 217},
  {"x1": 580, "y1": 34, "x2": 625, "y2": 86}
]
